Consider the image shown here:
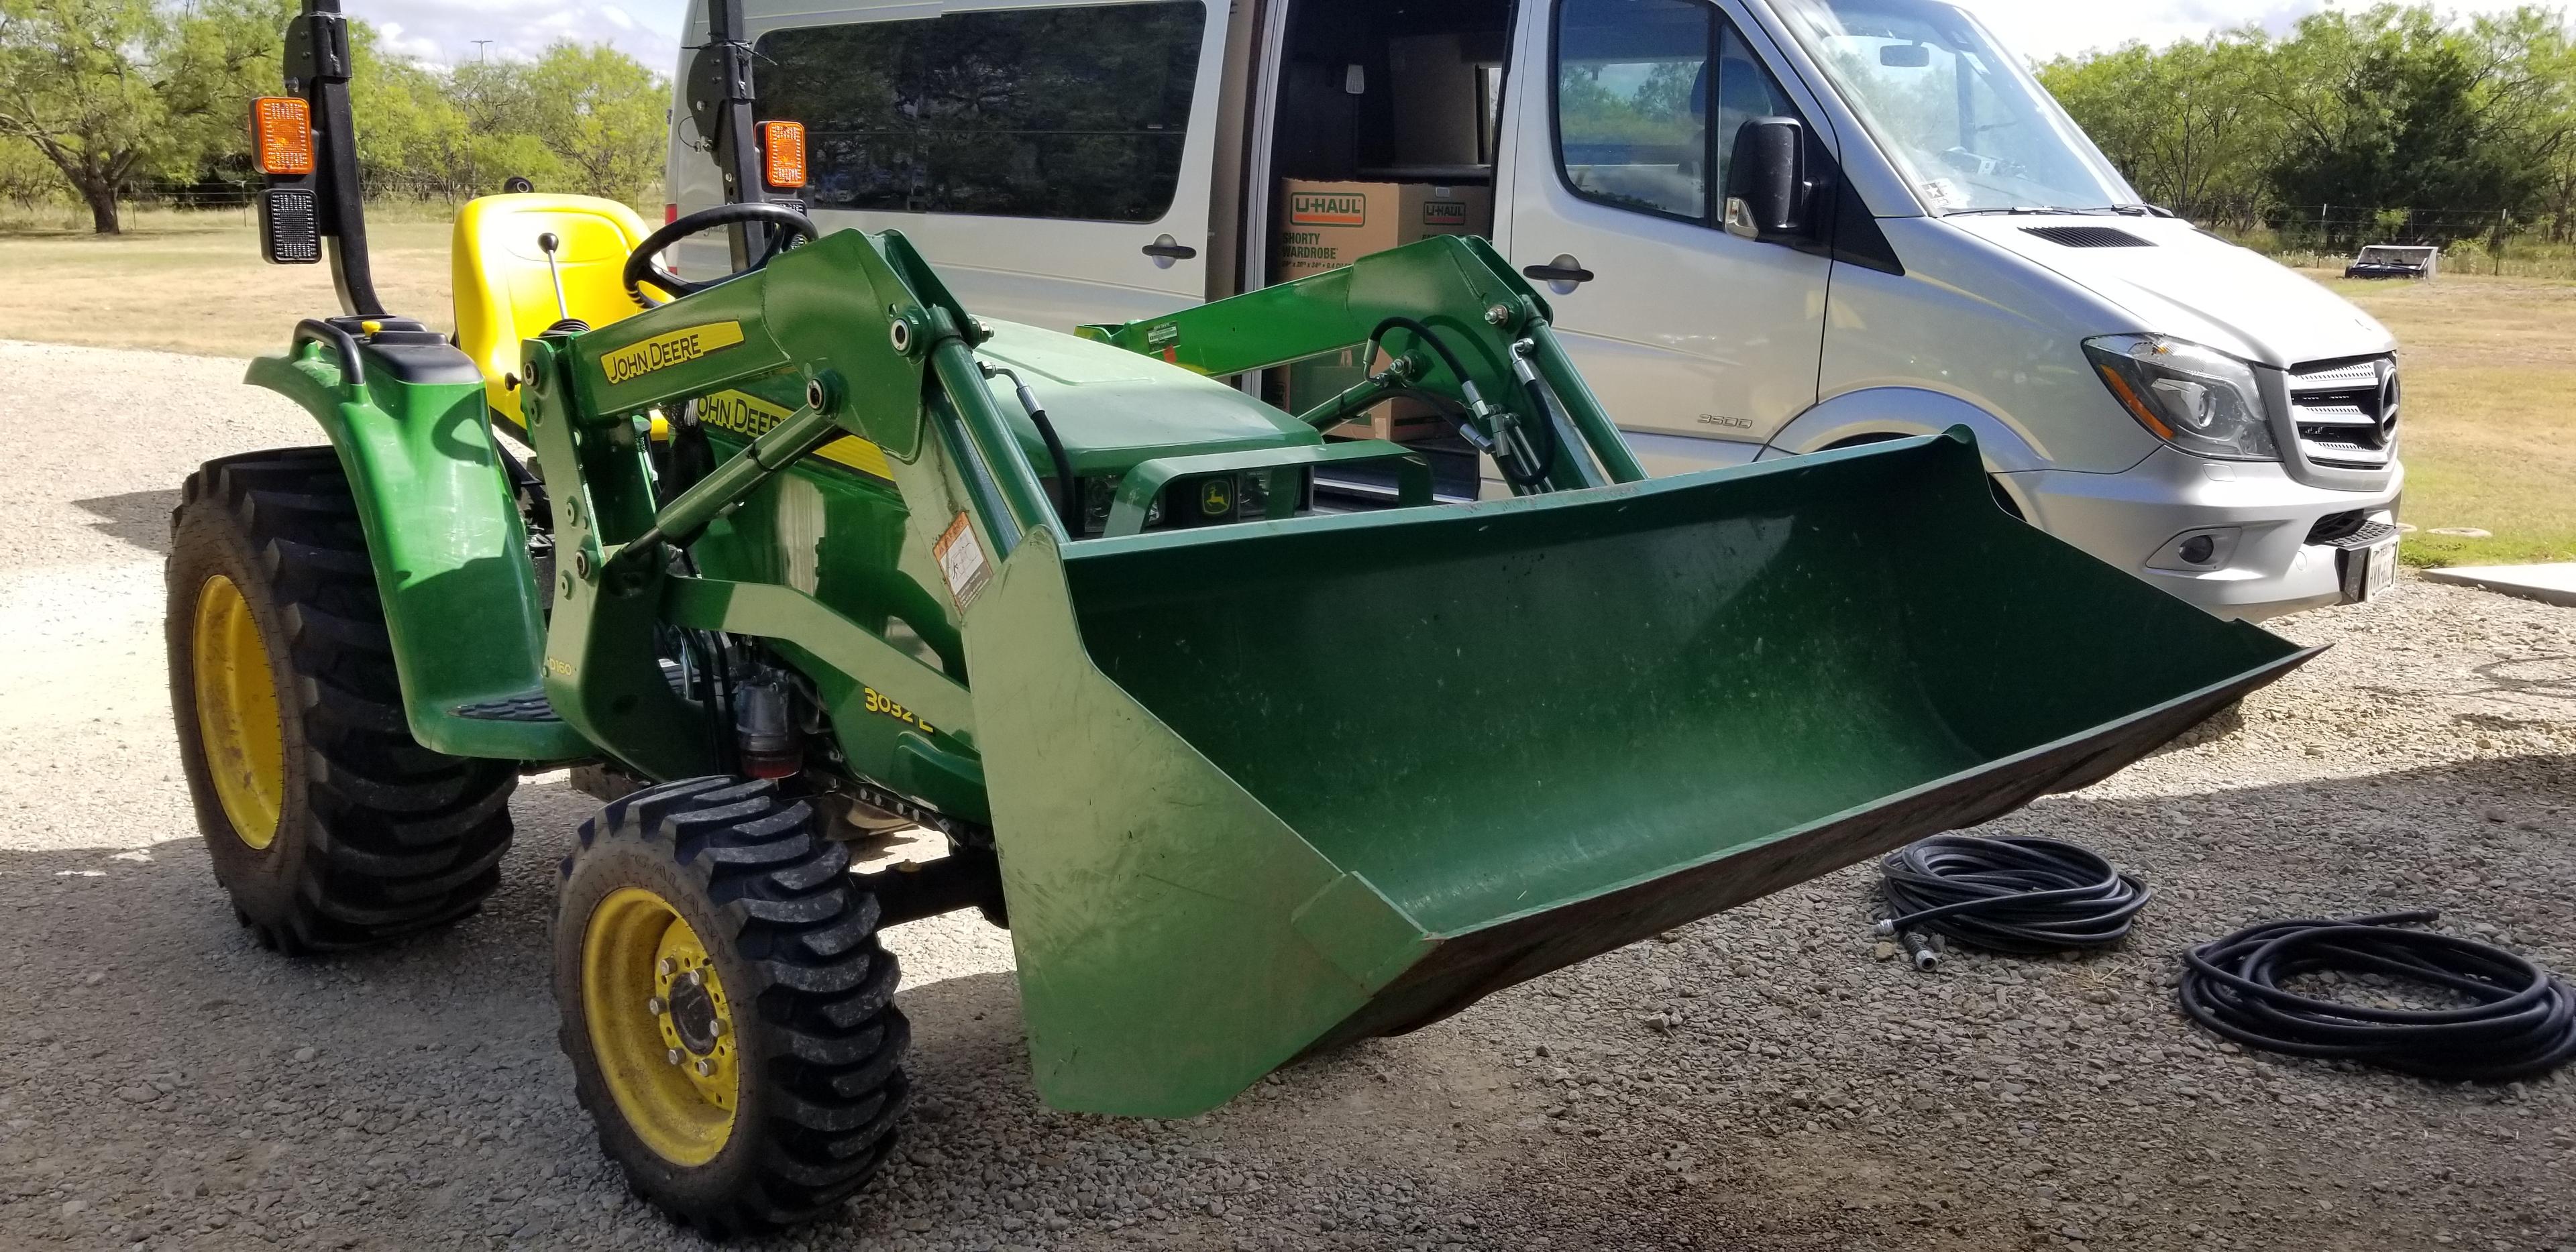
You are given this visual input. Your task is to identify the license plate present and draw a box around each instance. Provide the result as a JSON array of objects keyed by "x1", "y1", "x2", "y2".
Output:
[{"x1": 2341, "y1": 537, "x2": 2398, "y2": 604}]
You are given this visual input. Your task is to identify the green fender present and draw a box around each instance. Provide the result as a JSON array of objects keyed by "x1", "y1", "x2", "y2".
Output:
[{"x1": 246, "y1": 339, "x2": 592, "y2": 762}]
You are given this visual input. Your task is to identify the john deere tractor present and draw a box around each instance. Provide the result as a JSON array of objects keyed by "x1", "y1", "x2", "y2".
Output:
[{"x1": 166, "y1": 0, "x2": 2312, "y2": 1235}]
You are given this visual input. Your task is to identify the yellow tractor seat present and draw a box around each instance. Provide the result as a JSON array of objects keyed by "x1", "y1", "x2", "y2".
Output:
[{"x1": 453, "y1": 194, "x2": 663, "y2": 427}]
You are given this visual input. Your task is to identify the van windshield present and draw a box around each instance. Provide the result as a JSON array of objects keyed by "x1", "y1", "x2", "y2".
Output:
[{"x1": 1772, "y1": 0, "x2": 2135, "y2": 215}]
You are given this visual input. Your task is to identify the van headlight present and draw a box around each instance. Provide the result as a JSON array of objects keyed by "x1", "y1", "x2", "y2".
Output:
[{"x1": 2083, "y1": 334, "x2": 2278, "y2": 461}]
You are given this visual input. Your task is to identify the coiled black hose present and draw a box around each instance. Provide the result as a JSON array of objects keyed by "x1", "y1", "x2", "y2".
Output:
[
  {"x1": 1877, "y1": 834, "x2": 2153, "y2": 954},
  {"x1": 2180, "y1": 911, "x2": 2576, "y2": 1082}
]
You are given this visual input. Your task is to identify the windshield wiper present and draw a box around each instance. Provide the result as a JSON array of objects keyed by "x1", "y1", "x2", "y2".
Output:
[
  {"x1": 1941, "y1": 206, "x2": 2092, "y2": 217},
  {"x1": 1943, "y1": 205, "x2": 2169, "y2": 218}
]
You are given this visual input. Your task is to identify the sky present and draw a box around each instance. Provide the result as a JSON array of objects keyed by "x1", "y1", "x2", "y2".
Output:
[{"x1": 343, "y1": 0, "x2": 2551, "y2": 72}]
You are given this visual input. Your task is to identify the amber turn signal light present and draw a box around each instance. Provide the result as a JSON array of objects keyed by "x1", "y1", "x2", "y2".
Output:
[
  {"x1": 252, "y1": 97, "x2": 314, "y2": 177},
  {"x1": 759, "y1": 120, "x2": 807, "y2": 190}
]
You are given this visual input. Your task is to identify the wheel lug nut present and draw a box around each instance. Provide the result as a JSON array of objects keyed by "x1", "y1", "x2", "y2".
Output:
[
  {"x1": 694, "y1": 1058, "x2": 715, "y2": 1078},
  {"x1": 666, "y1": 1048, "x2": 684, "y2": 1066},
  {"x1": 645, "y1": 997, "x2": 665, "y2": 1017},
  {"x1": 685, "y1": 969, "x2": 706, "y2": 988},
  {"x1": 656, "y1": 958, "x2": 675, "y2": 978},
  {"x1": 709, "y1": 1019, "x2": 725, "y2": 1037}
]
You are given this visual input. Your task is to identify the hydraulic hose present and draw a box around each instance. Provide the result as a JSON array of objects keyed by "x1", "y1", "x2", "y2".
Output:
[
  {"x1": 1367, "y1": 316, "x2": 1475, "y2": 396},
  {"x1": 1509, "y1": 374, "x2": 1566, "y2": 488},
  {"x1": 1877, "y1": 834, "x2": 2152, "y2": 954},
  {"x1": 2180, "y1": 911, "x2": 2576, "y2": 1082},
  {"x1": 1366, "y1": 317, "x2": 1554, "y2": 487},
  {"x1": 983, "y1": 365, "x2": 1081, "y2": 534}
]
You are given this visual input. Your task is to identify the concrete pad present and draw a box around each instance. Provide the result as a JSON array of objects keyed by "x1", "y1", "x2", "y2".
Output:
[{"x1": 2420, "y1": 562, "x2": 2576, "y2": 607}]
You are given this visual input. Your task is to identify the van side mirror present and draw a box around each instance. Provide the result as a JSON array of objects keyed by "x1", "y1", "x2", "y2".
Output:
[{"x1": 1724, "y1": 117, "x2": 1808, "y2": 243}]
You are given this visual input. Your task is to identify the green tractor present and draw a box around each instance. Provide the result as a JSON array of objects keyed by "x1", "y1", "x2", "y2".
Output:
[{"x1": 168, "y1": 0, "x2": 2312, "y2": 1235}]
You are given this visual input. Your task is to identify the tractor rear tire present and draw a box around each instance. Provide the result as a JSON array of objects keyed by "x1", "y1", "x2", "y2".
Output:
[
  {"x1": 555, "y1": 777, "x2": 910, "y2": 1238},
  {"x1": 167, "y1": 448, "x2": 518, "y2": 954}
]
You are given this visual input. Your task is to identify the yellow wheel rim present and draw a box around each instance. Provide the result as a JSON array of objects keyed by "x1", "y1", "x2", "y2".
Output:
[
  {"x1": 582, "y1": 887, "x2": 741, "y2": 1165},
  {"x1": 192, "y1": 575, "x2": 285, "y2": 850}
]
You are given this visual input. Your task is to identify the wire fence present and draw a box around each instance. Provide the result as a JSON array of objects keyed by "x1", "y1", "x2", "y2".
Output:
[
  {"x1": 0, "y1": 183, "x2": 660, "y2": 234},
  {"x1": 2202, "y1": 206, "x2": 2518, "y2": 243},
  {"x1": 2181, "y1": 205, "x2": 2576, "y2": 277},
  {"x1": 142, "y1": 188, "x2": 263, "y2": 218}
]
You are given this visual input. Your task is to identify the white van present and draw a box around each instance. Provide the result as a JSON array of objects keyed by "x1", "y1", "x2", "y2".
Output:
[{"x1": 665, "y1": 0, "x2": 2404, "y2": 620}]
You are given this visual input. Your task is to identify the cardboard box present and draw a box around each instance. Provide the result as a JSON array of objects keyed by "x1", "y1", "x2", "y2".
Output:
[
  {"x1": 1276, "y1": 178, "x2": 1495, "y2": 281},
  {"x1": 1275, "y1": 178, "x2": 1494, "y2": 438}
]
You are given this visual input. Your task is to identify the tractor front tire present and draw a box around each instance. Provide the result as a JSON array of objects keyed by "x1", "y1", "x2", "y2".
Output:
[
  {"x1": 555, "y1": 777, "x2": 910, "y2": 1238},
  {"x1": 167, "y1": 449, "x2": 518, "y2": 954}
]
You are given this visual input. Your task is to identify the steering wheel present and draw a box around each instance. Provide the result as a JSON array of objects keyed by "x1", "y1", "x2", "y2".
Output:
[{"x1": 624, "y1": 202, "x2": 820, "y2": 308}]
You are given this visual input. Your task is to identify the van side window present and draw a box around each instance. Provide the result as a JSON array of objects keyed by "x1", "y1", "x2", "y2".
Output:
[
  {"x1": 1553, "y1": 0, "x2": 1799, "y2": 228},
  {"x1": 756, "y1": 1, "x2": 1207, "y2": 223}
]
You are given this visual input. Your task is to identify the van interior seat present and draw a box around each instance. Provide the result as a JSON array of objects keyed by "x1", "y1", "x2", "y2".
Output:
[{"x1": 453, "y1": 194, "x2": 657, "y2": 426}]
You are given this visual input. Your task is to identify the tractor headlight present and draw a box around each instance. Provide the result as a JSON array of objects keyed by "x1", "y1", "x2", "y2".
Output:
[{"x1": 2083, "y1": 334, "x2": 2278, "y2": 461}]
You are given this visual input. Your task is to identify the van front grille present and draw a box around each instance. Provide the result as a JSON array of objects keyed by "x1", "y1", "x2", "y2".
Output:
[{"x1": 2287, "y1": 355, "x2": 2398, "y2": 469}]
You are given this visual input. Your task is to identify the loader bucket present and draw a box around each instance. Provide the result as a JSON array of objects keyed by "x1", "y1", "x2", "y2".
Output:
[{"x1": 965, "y1": 429, "x2": 2313, "y2": 1117}]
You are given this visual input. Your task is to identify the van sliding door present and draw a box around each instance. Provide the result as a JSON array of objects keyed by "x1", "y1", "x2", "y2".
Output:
[{"x1": 747, "y1": 0, "x2": 1233, "y2": 332}]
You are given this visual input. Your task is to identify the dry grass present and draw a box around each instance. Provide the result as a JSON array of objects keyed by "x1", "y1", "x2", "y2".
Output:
[
  {"x1": 0, "y1": 214, "x2": 453, "y2": 358},
  {"x1": 0, "y1": 215, "x2": 2565, "y2": 567},
  {"x1": 2308, "y1": 270, "x2": 2576, "y2": 567}
]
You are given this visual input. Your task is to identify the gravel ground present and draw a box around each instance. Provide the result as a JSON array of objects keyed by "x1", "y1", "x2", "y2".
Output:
[{"x1": 1, "y1": 337, "x2": 2571, "y2": 1252}]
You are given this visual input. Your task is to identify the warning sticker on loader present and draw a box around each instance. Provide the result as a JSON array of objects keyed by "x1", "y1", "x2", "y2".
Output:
[
  {"x1": 601, "y1": 321, "x2": 745, "y2": 385},
  {"x1": 932, "y1": 513, "x2": 992, "y2": 610}
]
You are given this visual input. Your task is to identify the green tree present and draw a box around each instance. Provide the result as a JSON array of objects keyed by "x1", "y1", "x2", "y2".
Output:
[
  {"x1": 3, "y1": 4, "x2": 669, "y2": 225},
  {"x1": 0, "y1": 129, "x2": 62, "y2": 209},
  {"x1": 160, "y1": 0, "x2": 298, "y2": 183},
  {"x1": 353, "y1": 42, "x2": 486, "y2": 198},
  {"x1": 2039, "y1": 34, "x2": 2278, "y2": 226},
  {"x1": 0, "y1": 0, "x2": 173, "y2": 233},
  {"x1": 524, "y1": 43, "x2": 665, "y2": 204},
  {"x1": 2041, "y1": 4, "x2": 2576, "y2": 247},
  {"x1": 2262, "y1": 6, "x2": 2573, "y2": 244}
]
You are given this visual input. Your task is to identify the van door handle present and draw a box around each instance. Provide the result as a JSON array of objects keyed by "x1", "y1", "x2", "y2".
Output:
[
  {"x1": 1522, "y1": 255, "x2": 1595, "y2": 286},
  {"x1": 1142, "y1": 234, "x2": 1197, "y2": 266}
]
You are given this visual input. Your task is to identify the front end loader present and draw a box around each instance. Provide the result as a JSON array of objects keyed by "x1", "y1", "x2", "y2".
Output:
[{"x1": 166, "y1": 0, "x2": 2315, "y2": 1235}]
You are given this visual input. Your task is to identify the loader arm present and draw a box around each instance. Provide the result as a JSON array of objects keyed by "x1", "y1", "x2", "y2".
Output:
[
  {"x1": 1084, "y1": 236, "x2": 1647, "y2": 491},
  {"x1": 520, "y1": 228, "x2": 1051, "y2": 801}
]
